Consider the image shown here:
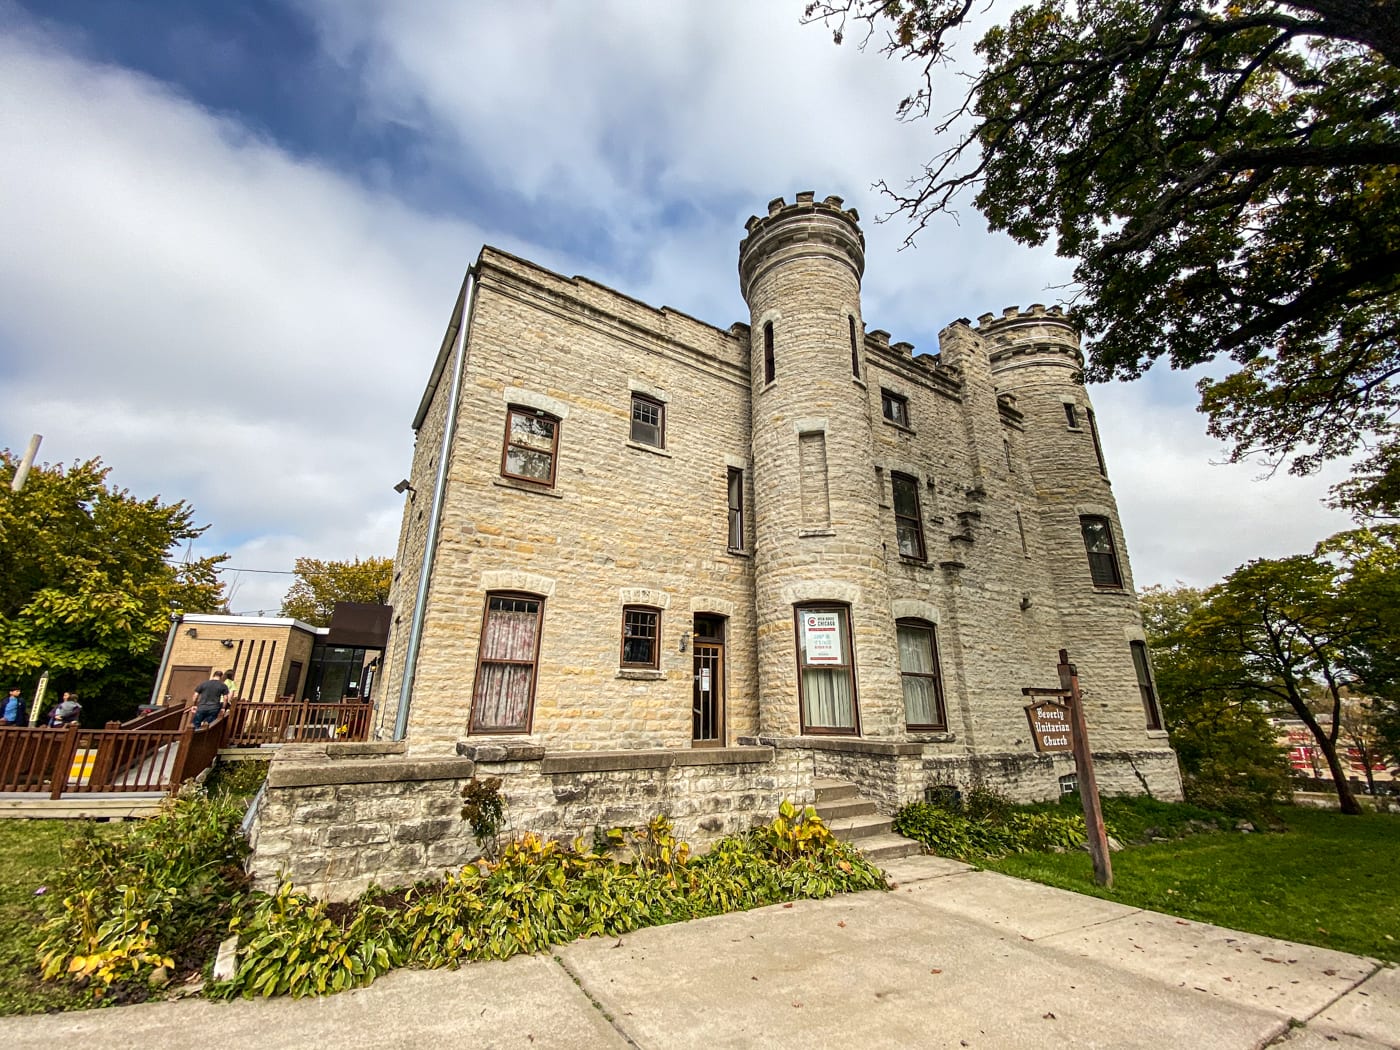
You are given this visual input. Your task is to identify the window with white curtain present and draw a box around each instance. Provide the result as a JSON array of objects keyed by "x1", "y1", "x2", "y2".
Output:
[
  {"x1": 794, "y1": 604, "x2": 858, "y2": 734},
  {"x1": 897, "y1": 620, "x2": 946, "y2": 730},
  {"x1": 470, "y1": 593, "x2": 543, "y2": 733}
]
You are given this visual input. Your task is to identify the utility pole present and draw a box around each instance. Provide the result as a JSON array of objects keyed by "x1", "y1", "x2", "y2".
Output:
[{"x1": 10, "y1": 433, "x2": 42, "y2": 492}]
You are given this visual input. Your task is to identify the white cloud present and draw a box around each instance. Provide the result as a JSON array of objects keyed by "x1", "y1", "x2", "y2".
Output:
[{"x1": 0, "y1": 0, "x2": 1363, "y2": 627}]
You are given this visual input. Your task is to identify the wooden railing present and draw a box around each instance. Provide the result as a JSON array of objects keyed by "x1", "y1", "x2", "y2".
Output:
[
  {"x1": 0, "y1": 714, "x2": 229, "y2": 797},
  {"x1": 225, "y1": 700, "x2": 372, "y2": 747}
]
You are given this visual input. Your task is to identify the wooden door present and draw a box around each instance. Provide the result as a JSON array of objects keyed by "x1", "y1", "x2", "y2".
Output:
[
  {"x1": 166, "y1": 666, "x2": 211, "y2": 707},
  {"x1": 692, "y1": 615, "x2": 725, "y2": 746}
]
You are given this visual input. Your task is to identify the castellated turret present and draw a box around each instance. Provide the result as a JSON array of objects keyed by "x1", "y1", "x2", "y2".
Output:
[{"x1": 739, "y1": 193, "x2": 903, "y2": 740}]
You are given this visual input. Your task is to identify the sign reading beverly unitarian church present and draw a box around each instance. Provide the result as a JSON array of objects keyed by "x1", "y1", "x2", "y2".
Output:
[
  {"x1": 1025, "y1": 699, "x2": 1073, "y2": 752},
  {"x1": 802, "y1": 612, "x2": 842, "y2": 664}
]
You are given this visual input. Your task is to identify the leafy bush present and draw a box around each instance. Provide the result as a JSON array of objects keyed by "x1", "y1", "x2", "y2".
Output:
[
  {"x1": 204, "y1": 760, "x2": 269, "y2": 800},
  {"x1": 225, "y1": 885, "x2": 404, "y2": 999},
  {"x1": 37, "y1": 790, "x2": 249, "y2": 998},
  {"x1": 218, "y1": 804, "x2": 887, "y2": 999},
  {"x1": 893, "y1": 792, "x2": 1092, "y2": 860},
  {"x1": 460, "y1": 777, "x2": 506, "y2": 861}
]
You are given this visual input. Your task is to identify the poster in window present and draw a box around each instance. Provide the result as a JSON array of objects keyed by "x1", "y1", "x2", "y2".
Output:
[{"x1": 803, "y1": 612, "x2": 842, "y2": 664}]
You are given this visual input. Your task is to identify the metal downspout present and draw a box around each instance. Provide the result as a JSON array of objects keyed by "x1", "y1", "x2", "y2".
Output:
[
  {"x1": 393, "y1": 266, "x2": 477, "y2": 740},
  {"x1": 149, "y1": 613, "x2": 182, "y2": 707}
]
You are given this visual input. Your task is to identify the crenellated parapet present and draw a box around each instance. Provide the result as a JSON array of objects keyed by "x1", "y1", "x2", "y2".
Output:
[
  {"x1": 738, "y1": 192, "x2": 866, "y2": 299},
  {"x1": 978, "y1": 305, "x2": 1084, "y2": 373}
]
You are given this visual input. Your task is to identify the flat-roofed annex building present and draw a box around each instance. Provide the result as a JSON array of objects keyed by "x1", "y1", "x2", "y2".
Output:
[{"x1": 379, "y1": 191, "x2": 1183, "y2": 809}]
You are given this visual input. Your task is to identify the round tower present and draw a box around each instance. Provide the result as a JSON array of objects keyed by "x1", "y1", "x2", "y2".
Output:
[
  {"x1": 985, "y1": 306, "x2": 1151, "y2": 747},
  {"x1": 738, "y1": 192, "x2": 902, "y2": 740}
]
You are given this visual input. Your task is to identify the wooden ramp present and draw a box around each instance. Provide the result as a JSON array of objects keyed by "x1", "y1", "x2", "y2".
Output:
[{"x1": 0, "y1": 791, "x2": 167, "y2": 820}]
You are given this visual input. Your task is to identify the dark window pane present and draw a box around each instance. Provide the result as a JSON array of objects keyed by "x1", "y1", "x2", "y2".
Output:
[
  {"x1": 1079, "y1": 516, "x2": 1122, "y2": 587},
  {"x1": 621, "y1": 607, "x2": 659, "y2": 668},
  {"x1": 630, "y1": 396, "x2": 663, "y2": 447},
  {"x1": 1064, "y1": 402, "x2": 1079, "y2": 428},
  {"x1": 506, "y1": 447, "x2": 553, "y2": 481},
  {"x1": 892, "y1": 475, "x2": 920, "y2": 517},
  {"x1": 727, "y1": 467, "x2": 744, "y2": 550}
]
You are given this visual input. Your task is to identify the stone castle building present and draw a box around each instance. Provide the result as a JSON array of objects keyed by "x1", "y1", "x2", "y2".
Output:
[{"x1": 374, "y1": 190, "x2": 1181, "y2": 812}]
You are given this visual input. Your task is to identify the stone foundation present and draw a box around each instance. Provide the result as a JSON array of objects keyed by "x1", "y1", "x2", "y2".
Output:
[
  {"x1": 249, "y1": 741, "x2": 811, "y2": 900},
  {"x1": 247, "y1": 739, "x2": 1179, "y2": 900}
]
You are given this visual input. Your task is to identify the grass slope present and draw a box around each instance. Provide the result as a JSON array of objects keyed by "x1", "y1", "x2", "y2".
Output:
[
  {"x1": 0, "y1": 822, "x2": 90, "y2": 1015},
  {"x1": 984, "y1": 807, "x2": 1400, "y2": 963}
]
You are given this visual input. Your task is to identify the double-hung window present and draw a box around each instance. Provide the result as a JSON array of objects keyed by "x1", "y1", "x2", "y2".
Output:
[
  {"x1": 1079, "y1": 515, "x2": 1123, "y2": 588},
  {"x1": 897, "y1": 620, "x2": 946, "y2": 730},
  {"x1": 892, "y1": 473, "x2": 925, "y2": 560},
  {"x1": 470, "y1": 593, "x2": 544, "y2": 733},
  {"x1": 630, "y1": 394, "x2": 664, "y2": 448},
  {"x1": 794, "y1": 604, "x2": 858, "y2": 733},
  {"x1": 502, "y1": 406, "x2": 560, "y2": 486}
]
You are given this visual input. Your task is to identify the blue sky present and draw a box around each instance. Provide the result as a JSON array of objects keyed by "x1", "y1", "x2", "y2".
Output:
[{"x1": 0, "y1": 0, "x2": 1356, "y2": 614}]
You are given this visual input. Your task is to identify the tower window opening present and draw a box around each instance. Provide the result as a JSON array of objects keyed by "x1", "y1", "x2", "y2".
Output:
[
  {"x1": 849, "y1": 316, "x2": 860, "y2": 378},
  {"x1": 1079, "y1": 515, "x2": 1123, "y2": 588},
  {"x1": 763, "y1": 322, "x2": 775, "y2": 385},
  {"x1": 1063, "y1": 402, "x2": 1080, "y2": 429},
  {"x1": 892, "y1": 472, "x2": 926, "y2": 561},
  {"x1": 727, "y1": 467, "x2": 745, "y2": 551},
  {"x1": 1131, "y1": 640, "x2": 1163, "y2": 730},
  {"x1": 1087, "y1": 409, "x2": 1109, "y2": 477}
]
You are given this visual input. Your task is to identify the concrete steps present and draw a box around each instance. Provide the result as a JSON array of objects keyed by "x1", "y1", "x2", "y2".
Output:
[{"x1": 813, "y1": 778, "x2": 921, "y2": 861}]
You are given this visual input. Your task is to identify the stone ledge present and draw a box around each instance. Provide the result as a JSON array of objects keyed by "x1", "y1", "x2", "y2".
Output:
[
  {"x1": 541, "y1": 746, "x2": 773, "y2": 774},
  {"x1": 267, "y1": 756, "x2": 476, "y2": 788},
  {"x1": 457, "y1": 741, "x2": 547, "y2": 763},
  {"x1": 326, "y1": 741, "x2": 408, "y2": 758},
  {"x1": 742, "y1": 736, "x2": 924, "y2": 757}
]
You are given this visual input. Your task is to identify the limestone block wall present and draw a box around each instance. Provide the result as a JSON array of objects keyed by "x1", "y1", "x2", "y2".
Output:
[
  {"x1": 921, "y1": 748, "x2": 1183, "y2": 804},
  {"x1": 248, "y1": 741, "x2": 812, "y2": 901},
  {"x1": 391, "y1": 248, "x2": 758, "y2": 752}
]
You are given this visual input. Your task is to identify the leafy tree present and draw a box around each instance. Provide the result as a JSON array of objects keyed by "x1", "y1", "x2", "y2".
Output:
[
  {"x1": 808, "y1": 0, "x2": 1400, "y2": 511},
  {"x1": 1190, "y1": 554, "x2": 1372, "y2": 813},
  {"x1": 0, "y1": 452, "x2": 225, "y2": 724},
  {"x1": 1139, "y1": 585, "x2": 1292, "y2": 818},
  {"x1": 278, "y1": 557, "x2": 393, "y2": 627}
]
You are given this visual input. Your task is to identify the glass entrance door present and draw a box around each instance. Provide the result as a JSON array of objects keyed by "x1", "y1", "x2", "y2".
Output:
[{"x1": 692, "y1": 615, "x2": 725, "y2": 746}]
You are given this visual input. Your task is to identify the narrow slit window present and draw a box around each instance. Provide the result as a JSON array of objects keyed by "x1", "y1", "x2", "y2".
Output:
[
  {"x1": 1131, "y1": 640, "x2": 1163, "y2": 730},
  {"x1": 798, "y1": 431, "x2": 831, "y2": 527},
  {"x1": 727, "y1": 467, "x2": 745, "y2": 551},
  {"x1": 849, "y1": 316, "x2": 860, "y2": 377},
  {"x1": 763, "y1": 322, "x2": 775, "y2": 385},
  {"x1": 1063, "y1": 402, "x2": 1080, "y2": 429},
  {"x1": 892, "y1": 472, "x2": 925, "y2": 560},
  {"x1": 1087, "y1": 409, "x2": 1109, "y2": 476}
]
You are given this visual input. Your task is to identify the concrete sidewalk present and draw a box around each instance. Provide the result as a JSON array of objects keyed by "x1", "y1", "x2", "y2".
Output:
[{"x1": 1, "y1": 855, "x2": 1393, "y2": 1049}]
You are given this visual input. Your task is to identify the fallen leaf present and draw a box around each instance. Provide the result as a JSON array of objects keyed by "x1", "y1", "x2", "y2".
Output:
[
  {"x1": 837, "y1": 921, "x2": 846, "y2": 928},
  {"x1": 931, "y1": 968, "x2": 943, "y2": 975},
  {"x1": 783, "y1": 903, "x2": 794, "y2": 909},
  {"x1": 1175, "y1": 920, "x2": 1190, "y2": 926},
  {"x1": 792, "y1": 1001, "x2": 803, "y2": 1008},
  {"x1": 1323, "y1": 969, "x2": 1337, "y2": 976},
  {"x1": 1043, "y1": 1012, "x2": 1056, "y2": 1020}
]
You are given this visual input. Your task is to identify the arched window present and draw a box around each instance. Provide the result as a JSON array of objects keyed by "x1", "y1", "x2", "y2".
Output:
[{"x1": 897, "y1": 619, "x2": 946, "y2": 730}]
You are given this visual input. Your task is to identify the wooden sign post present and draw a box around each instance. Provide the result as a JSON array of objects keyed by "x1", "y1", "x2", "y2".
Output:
[{"x1": 1022, "y1": 648, "x2": 1113, "y2": 888}]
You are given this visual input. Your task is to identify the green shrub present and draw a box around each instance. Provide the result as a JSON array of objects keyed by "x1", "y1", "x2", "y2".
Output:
[
  {"x1": 37, "y1": 790, "x2": 249, "y2": 998},
  {"x1": 224, "y1": 885, "x2": 405, "y2": 999},
  {"x1": 204, "y1": 760, "x2": 269, "y2": 800},
  {"x1": 893, "y1": 800, "x2": 1091, "y2": 860},
  {"x1": 219, "y1": 803, "x2": 887, "y2": 999}
]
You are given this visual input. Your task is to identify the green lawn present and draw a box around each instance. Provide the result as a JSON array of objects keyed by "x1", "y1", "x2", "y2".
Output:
[
  {"x1": 0, "y1": 821, "x2": 93, "y2": 1015},
  {"x1": 982, "y1": 806, "x2": 1400, "y2": 963}
]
